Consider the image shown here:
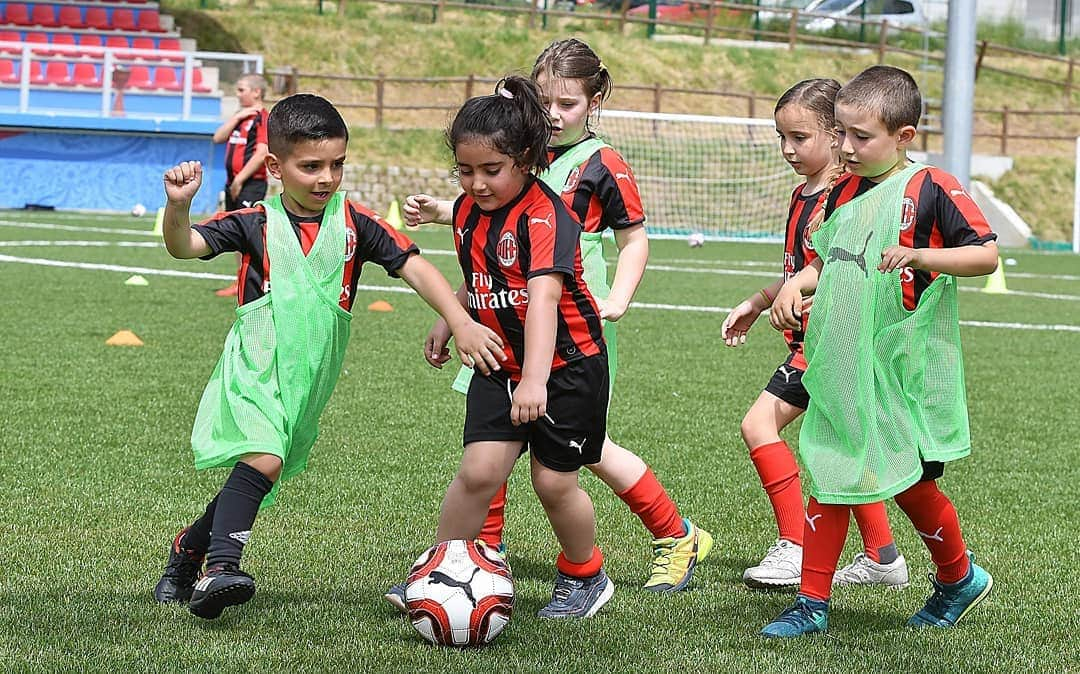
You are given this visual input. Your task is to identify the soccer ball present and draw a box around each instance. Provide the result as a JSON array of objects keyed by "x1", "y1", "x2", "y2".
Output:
[
  {"x1": 687, "y1": 232, "x2": 705, "y2": 248},
  {"x1": 405, "y1": 540, "x2": 513, "y2": 647},
  {"x1": 131, "y1": 203, "x2": 147, "y2": 217}
]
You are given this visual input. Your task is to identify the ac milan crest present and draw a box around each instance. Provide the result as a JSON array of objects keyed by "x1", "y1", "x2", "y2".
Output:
[
  {"x1": 900, "y1": 197, "x2": 916, "y2": 231},
  {"x1": 562, "y1": 167, "x2": 580, "y2": 194},
  {"x1": 345, "y1": 225, "x2": 357, "y2": 262},
  {"x1": 497, "y1": 231, "x2": 518, "y2": 267}
]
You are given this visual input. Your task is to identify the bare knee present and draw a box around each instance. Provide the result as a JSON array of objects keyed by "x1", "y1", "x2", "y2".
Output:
[
  {"x1": 455, "y1": 463, "x2": 504, "y2": 497},
  {"x1": 532, "y1": 469, "x2": 580, "y2": 509}
]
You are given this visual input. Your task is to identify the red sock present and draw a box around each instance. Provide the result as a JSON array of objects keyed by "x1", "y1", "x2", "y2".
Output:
[
  {"x1": 851, "y1": 501, "x2": 895, "y2": 562},
  {"x1": 749, "y1": 441, "x2": 805, "y2": 546},
  {"x1": 616, "y1": 467, "x2": 684, "y2": 540},
  {"x1": 894, "y1": 481, "x2": 970, "y2": 584},
  {"x1": 557, "y1": 546, "x2": 604, "y2": 578},
  {"x1": 799, "y1": 497, "x2": 849, "y2": 601},
  {"x1": 478, "y1": 482, "x2": 507, "y2": 549}
]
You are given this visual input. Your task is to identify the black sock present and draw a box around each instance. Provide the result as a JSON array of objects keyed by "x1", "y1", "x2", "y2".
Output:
[
  {"x1": 877, "y1": 542, "x2": 899, "y2": 565},
  {"x1": 205, "y1": 462, "x2": 274, "y2": 569},
  {"x1": 181, "y1": 495, "x2": 218, "y2": 553}
]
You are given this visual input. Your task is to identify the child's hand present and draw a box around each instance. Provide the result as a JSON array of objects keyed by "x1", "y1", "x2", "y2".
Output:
[
  {"x1": 510, "y1": 378, "x2": 547, "y2": 426},
  {"x1": 228, "y1": 180, "x2": 244, "y2": 201},
  {"x1": 404, "y1": 194, "x2": 439, "y2": 227},
  {"x1": 879, "y1": 245, "x2": 921, "y2": 273},
  {"x1": 163, "y1": 161, "x2": 202, "y2": 205},
  {"x1": 235, "y1": 106, "x2": 261, "y2": 119},
  {"x1": 450, "y1": 320, "x2": 505, "y2": 376},
  {"x1": 424, "y1": 317, "x2": 453, "y2": 369},
  {"x1": 770, "y1": 283, "x2": 804, "y2": 332},
  {"x1": 722, "y1": 300, "x2": 760, "y2": 347},
  {"x1": 599, "y1": 297, "x2": 628, "y2": 322}
]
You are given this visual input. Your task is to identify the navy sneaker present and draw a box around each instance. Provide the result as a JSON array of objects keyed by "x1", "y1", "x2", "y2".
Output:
[
  {"x1": 908, "y1": 552, "x2": 993, "y2": 628},
  {"x1": 537, "y1": 569, "x2": 614, "y2": 619},
  {"x1": 384, "y1": 582, "x2": 407, "y2": 613},
  {"x1": 188, "y1": 563, "x2": 256, "y2": 620},
  {"x1": 152, "y1": 528, "x2": 205, "y2": 604},
  {"x1": 761, "y1": 595, "x2": 829, "y2": 638}
]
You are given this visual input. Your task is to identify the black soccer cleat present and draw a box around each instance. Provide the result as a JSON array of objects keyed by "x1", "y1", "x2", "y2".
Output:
[
  {"x1": 188, "y1": 564, "x2": 256, "y2": 619},
  {"x1": 153, "y1": 528, "x2": 206, "y2": 604}
]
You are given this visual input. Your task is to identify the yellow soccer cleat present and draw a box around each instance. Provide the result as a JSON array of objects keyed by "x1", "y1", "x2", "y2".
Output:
[{"x1": 644, "y1": 518, "x2": 710, "y2": 593}]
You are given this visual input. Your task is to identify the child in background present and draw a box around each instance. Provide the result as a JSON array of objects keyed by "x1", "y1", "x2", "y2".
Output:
[
  {"x1": 153, "y1": 94, "x2": 503, "y2": 620},
  {"x1": 763, "y1": 66, "x2": 997, "y2": 638},
  {"x1": 721, "y1": 79, "x2": 908, "y2": 590},
  {"x1": 411, "y1": 75, "x2": 615, "y2": 618},
  {"x1": 394, "y1": 39, "x2": 710, "y2": 603},
  {"x1": 211, "y1": 74, "x2": 270, "y2": 297}
]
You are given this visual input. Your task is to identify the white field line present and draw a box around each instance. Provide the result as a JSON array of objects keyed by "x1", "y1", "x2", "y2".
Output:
[
  {"x1": 0, "y1": 240, "x2": 161, "y2": 248},
  {"x1": 2, "y1": 253, "x2": 1079, "y2": 334}
]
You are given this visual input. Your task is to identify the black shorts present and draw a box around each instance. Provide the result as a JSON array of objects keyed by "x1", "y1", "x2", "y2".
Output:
[
  {"x1": 225, "y1": 178, "x2": 268, "y2": 211},
  {"x1": 920, "y1": 460, "x2": 944, "y2": 482},
  {"x1": 463, "y1": 354, "x2": 609, "y2": 472},
  {"x1": 764, "y1": 352, "x2": 809, "y2": 410}
]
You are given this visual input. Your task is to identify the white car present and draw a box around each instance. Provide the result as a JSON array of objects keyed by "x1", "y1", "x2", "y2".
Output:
[{"x1": 801, "y1": 0, "x2": 927, "y2": 32}]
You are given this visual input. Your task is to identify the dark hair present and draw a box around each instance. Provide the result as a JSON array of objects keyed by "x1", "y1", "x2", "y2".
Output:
[
  {"x1": 531, "y1": 38, "x2": 613, "y2": 104},
  {"x1": 775, "y1": 78, "x2": 841, "y2": 134},
  {"x1": 267, "y1": 93, "x2": 349, "y2": 156},
  {"x1": 446, "y1": 75, "x2": 551, "y2": 174},
  {"x1": 836, "y1": 65, "x2": 922, "y2": 133}
]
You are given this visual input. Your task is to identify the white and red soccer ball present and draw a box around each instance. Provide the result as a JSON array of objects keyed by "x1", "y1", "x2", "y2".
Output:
[
  {"x1": 405, "y1": 539, "x2": 514, "y2": 647},
  {"x1": 687, "y1": 232, "x2": 705, "y2": 248}
]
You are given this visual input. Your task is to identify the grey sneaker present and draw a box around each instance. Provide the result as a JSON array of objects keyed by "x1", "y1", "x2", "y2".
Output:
[
  {"x1": 537, "y1": 569, "x2": 614, "y2": 619},
  {"x1": 833, "y1": 553, "x2": 910, "y2": 589},
  {"x1": 743, "y1": 539, "x2": 802, "y2": 589},
  {"x1": 384, "y1": 582, "x2": 407, "y2": 613}
]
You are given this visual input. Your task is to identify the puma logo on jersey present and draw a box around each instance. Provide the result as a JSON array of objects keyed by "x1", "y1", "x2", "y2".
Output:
[
  {"x1": 455, "y1": 227, "x2": 467, "y2": 243},
  {"x1": 805, "y1": 513, "x2": 822, "y2": 532},
  {"x1": 428, "y1": 568, "x2": 481, "y2": 607},
  {"x1": 529, "y1": 215, "x2": 553, "y2": 228},
  {"x1": 950, "y1": 189, "x2": 967, "y2": 198},
  {"x1": 569, "y1": 438, "x2": 586, "y2": 453},
  {"x1": 777, "y1": 365, "x2": 797, "y2": 383},
  {"x1": 917, "y1": 526, "x2": 945, "y2": 542},
  {"x1": 825, "y1": 231, "x2": 873, "y2": 277},
  {"x1": 614, "y1": 172, "x2": 631, "y2": 181}
]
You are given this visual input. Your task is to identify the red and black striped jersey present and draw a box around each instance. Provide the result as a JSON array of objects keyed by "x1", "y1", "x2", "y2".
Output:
[
  {"x1": 782, "y1": 184, "x2": 824, "y2": 362},
  {"x1": 548, "y1": 137, "x2": 645, "y2": 234},
  {"x1": 192, "y1": 199, "x2": 418, "y2": 311},
  {"x1": 452, "y1": 177, "x2": 605, "y2": 378},
  {"x1": 225, "y1": 108, "x2": 269, "y2": 182},
  {"x1": 823, "y1": 166, "x2": 997, "y2": 310}
]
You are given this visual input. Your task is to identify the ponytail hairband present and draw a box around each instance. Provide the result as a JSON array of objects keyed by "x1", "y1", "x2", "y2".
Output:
[{"x1": 497, "y1": 88, "x2": 514, "y2": 99}]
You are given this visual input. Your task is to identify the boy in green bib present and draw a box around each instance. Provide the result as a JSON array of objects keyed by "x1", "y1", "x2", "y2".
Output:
[
  {"x1": 153, "y1": 94, "x2": 504, "y2": 620},
  {"x1": 763, "y1": 66, "x2": 999, "y2": 638}
]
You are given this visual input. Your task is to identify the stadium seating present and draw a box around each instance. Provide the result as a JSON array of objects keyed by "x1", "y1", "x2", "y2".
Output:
[
  {"x1": 71, "y1": 61, "x2": 99, "y2": 86},
  {"x1": 57, "y1": 6, "x2": 85, "y2": 29},
  {"x1": 48, "y1": 33, "x2": 77, "y2": 57},
  {"x1": 137, "y1": 9, "x2": 164, "y2": 32},
  {"x1": 84, "y1": 7, "x2": 109, "y2": 30},
  {"x1": 3, "y1": 4, "x2": 32, "y2": 27},
  {"x1": 0, "y1": 31, "x2": 20, "y2": 54},
  {"x1": 123, "y1": 64, "x2": 150, "y2": 89},
  {"x1": 30, "y1": 4, "x2": 58, "y2": 28},
  {"x1": 110, "y1": 8, "x2": 136, "y2": 32},
  {"x1": 152, "y1": 65, "x2": 179, "y2": 91},
  {"x1": 0, "y1": 58, "x2": 17, "y2": 83},
  {"x1": 43, "y1": 59, "x2": 71, "y2": 84}
]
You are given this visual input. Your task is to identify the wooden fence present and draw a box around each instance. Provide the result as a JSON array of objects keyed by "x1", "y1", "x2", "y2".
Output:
[{"x1": 268, "y1": 67, "x2": 1080, "y2": 155}]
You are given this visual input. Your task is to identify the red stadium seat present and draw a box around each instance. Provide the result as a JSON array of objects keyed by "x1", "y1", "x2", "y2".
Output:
[
  {"x1": 157, "y1": 37, "x2": 182, "y2": 61},
  {"x1": 44, "y1": 60, "x2": 71, "y2": 85},
  {"x1": 30, "y1": 4, "x2": 58, "y2": 28},
  {"x1": 29, "y1": 60, "x2": 45, "y2": 84},
  {"x1": 57, "y1": 6, "x2": 85, "y2": 29},
  {"x1": 49, "y1": 33, "x2": 78, "y2": 57},
  {"x1": 23, "y1": 31, "x2": 48, "y2": 56},
  {"x1": 111, "y1": 9, "x2": 136, "y2": 32},
  {"x1": 84, "y1": 7, "x2": 109, "y2": 30},
  {"x1": 131, "y1": 36, "x2": 154, "y2": 56},
  {"x1": 152, "y1": 66, "x2": 179, "y2": 91},
  {"x1": 191, "y1": 67, "x2": 211, "y2": 93},
  {"x1": 0, "y1": 59, "x2": 18, "y2": 83},
  {"x1": 71, "y1": 62, "x2": 100, "y2": 86},
  {"x1": 0, "y1": 31, "x2": 20, "y2": 54},
  {"x1": 136, "y1": 9, "x2": 163, "y2": 32},
  {"x1": 123, "y1": 64, "x2": 151, "y2": 88},
  {"x1": 105, "y1": 34, "x2": 130, "y2": 59},
  {"x1": 4, "y1": 4, "x2": 32, "y2": 27}
]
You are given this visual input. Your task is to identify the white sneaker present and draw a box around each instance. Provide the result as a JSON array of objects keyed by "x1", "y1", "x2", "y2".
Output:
[
  {"x1": 832, "y1": 552, "x2": 910, "y2": 589},
  {"x1": 743, "y1": 539, "x2": 802, "y2": 589}
]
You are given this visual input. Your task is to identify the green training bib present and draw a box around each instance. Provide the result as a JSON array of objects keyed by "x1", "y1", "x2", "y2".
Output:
[
  {"x1": 190, "y1": 192, "x2": 353, "y2": 506},
  {"x1": 799, "y1": 163, "x2": 970, "y2": 504}
]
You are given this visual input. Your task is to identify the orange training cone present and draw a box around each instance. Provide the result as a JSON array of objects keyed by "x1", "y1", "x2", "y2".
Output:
[
  {"x1": 106, "y1": 330, "x2": 144, "y2": 346},
  {"x1": 367, "y1": 300, "x2": 394, "y2": 312}
]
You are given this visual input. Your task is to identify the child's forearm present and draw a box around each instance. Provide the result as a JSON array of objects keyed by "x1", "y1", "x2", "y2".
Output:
[
  {"x1": 433, "y1": 200, "x2": 454, "y2": 225},
  {"x1": 162, "y1": 201, "x2": 204, "y2": 259},
  {"x1": 750, "y1": 278, "x2": 786, "y2": 313},
  {"x1": 788, "y1": 260, "x2": 822, "y2": 295},
  {"x1": 400, "y1": 256, "x2": 474, "y2": 328},
  {"x1": 520, "y1": 275, "x2": 560, "y2": 386},
  {"x1": 607, "y1": 225, "x2": 648, "y2": 315},
  {"x1": 232, "y1": 145, "x2": 268, "y2": 186},
  {"x1": 915, "y1": 241, "x2": 999, "y2": 277}
]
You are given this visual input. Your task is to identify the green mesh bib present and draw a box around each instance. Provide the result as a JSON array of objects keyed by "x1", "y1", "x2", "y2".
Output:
[
  {"x1": 451, "y1": 137, "x2": 618, "y2": 394},
  {"x1": 191, "y1": 193, "x2": 353, "y2": 506},
  {"x1": 799, "y1": 163, "x2": 971, "y2": 504}
]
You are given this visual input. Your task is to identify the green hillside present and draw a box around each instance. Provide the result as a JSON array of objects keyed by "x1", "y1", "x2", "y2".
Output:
[{"x1": 169, "y1": 0, "x2": 1079, "y2": 242}]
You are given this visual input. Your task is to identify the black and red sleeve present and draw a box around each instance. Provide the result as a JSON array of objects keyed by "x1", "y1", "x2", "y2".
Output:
[
  {"x1": 192, "y1": 206, "x2": 265, "y2": 260},
  {"x1": 348, "y1": 201, "x2": 419, "y2": 277}
]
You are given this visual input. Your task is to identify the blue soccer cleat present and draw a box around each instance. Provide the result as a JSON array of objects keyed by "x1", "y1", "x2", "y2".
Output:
[
  {"x1": 537, "y1": 569, "x2": 614, "y2": 619},
  {"x1": 761, "y1": 595, "x2": 829, "y2": 638},
  {"x1": 908, "y1": 552, "x2": 993, "y2": 628}
]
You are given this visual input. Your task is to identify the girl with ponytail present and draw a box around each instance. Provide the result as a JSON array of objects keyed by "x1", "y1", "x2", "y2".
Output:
[{"x1": 721, "y1": 78, "x2": 909, "y2": 591}]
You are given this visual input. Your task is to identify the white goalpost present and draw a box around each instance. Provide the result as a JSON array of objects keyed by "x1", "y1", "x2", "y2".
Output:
[
  {"x1": 596, "y1": 110, "x2": 797, "y2": 242},
  {"x1": 1074, "y1": 136, "x2": 1080, "y2": 254}
]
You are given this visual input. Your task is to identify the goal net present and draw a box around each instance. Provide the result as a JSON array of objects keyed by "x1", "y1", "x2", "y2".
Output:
[{"x1": 596, "y1": 110, "x2": 797, "y2": 241}]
